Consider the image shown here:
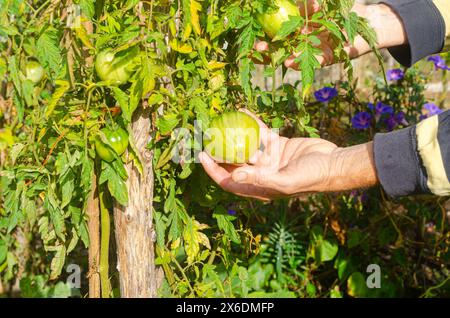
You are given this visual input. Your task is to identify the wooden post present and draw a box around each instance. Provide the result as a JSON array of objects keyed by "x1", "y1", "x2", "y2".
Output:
[{"x1": 113, "y1": 107, "x2": 159, "y2": 298}]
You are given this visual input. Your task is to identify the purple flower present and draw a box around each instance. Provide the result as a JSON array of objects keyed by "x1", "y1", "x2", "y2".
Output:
[
  {"x1": 314, "y1": 87, "x2": 338, "y2": 103},
  {"x1": 386, "y1": 69, "x2": 404, "y2": 81},
  {"x1": 368, "y1": 102, "x2": 394, "y2": 115},
  {"x1": 394, "y1": 111, "x2": 409, "y2": 126},
  {"x1": 423, "y1": 103, "x2": 443, "y2": 116},
  {"x1": 427, "y1": 55, "x2": 450, "y2": 71},
  {"x1": 421, "y1": 103, "x2": 444, "y2": 120},
  {"x1": 352, "y1": 111, "x2": 372, "y2": 130},
  {"x1": 384, "y1": 111, "x2": 409, "y2": 131},
  {"x1": 385, "y1": 115, "x2": 398, "y2": 131},
  {"x1": 350, "y1": 190, "x2": 368, "y2": 204},
  {"x1": 368, "y1": 102, "x2": 394, "y2": 122},
  {"x1": 227, "y1": 209, "x2": 237, "y2": 216}
]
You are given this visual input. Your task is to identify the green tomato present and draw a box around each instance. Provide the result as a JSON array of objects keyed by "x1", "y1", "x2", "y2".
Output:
[
  {"x1": 95, "y1": 127, "x2": 129, "y2": 162},
  {"x1": 256, "y1": 0, "x2": 300, "y2": 39},
  {"x1": 25, "y1": 61, "x2": 44, "y2": 84},
  {"x1": 204, "y1": 111, "x2": 260, "y2": 164},
  {"x1": 95, "y1": 47, "x2": 139, "y2": 85}
]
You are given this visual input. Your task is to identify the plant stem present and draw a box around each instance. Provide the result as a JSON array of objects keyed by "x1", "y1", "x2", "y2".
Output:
[{"x1": 99, "y1": 185, "x2": 111, "y2": 298}]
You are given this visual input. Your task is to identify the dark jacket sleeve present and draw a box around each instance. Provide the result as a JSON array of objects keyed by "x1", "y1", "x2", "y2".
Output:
[
  {"x1": 380, "y1": 0, "x2": 447, "y2": 67},
  {"x1": 374, "y1": 111, "x2": 450, "y2": 197}
]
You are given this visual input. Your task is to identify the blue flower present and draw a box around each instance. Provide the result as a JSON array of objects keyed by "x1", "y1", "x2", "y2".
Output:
[
  {"x1": 422, "y1": 103, "x2": 443, "y2": 117},
  {"x1": 386, "y1": 69, "x2": 404, "y2": 81},
  {"x1": 352, "y1": 112, "x2": 372, "y2": 130},
  {"x1": 427, "y1": 55, "x2": 450, "y2": 71},
  {"x1": 368, "y1": 102, "x2": 394, "y2": 122},
  {"x1": 384, "y1": 115, "x2": 397, "y2": 131},
  {"x1": 394, "y1": 111, "x2": 409, "y2": 126},
  {"x1": 314, "y1": 87, "x2": 338, "y2": 103},
  {"x1": 227, "y1": 209, "x2": 237, "y2": 216}
]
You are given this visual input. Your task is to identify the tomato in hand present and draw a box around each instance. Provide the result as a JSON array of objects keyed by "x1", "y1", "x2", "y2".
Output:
[
  {"x1": 204, "y1": 111, "x2": 260, "y2": 164},
  {"x1": 256, "y1": 0, "x2": 300, "y2": 39},
  {"x1": 95, "y1": 127, "x2": 129, "y2": 162},
  {"x1": 25, "y1": 61, "x2": 44, "y2": 84}
]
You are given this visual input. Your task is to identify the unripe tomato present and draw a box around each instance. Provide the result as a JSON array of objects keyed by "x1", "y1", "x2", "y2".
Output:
[
  {"x1": 25, "y1": 61, "x2": 44, "y2": 84},
  {"x1": 95, "y1": 127, "x2": 129, "y2": 162},
  {"x1": 204, "y1": 111, "x2": 260, "y2": 164},
  {"x1": 257, "y1": 0, "x2": 300, "y2": 39},
  {"x1": 95, "y1": 47, "x2": 139, "y2": 85}
]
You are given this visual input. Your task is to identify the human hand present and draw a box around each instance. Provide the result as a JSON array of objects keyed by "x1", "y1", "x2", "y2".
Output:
[
  {"x1": 254, "y1": 2, "x2": 407, "y2": 69},
  {"x1": 199, "y1": 110, "x2": 379, "y2": 201}
]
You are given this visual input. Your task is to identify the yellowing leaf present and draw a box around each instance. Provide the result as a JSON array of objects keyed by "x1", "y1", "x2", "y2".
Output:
[
  {"x1": 183, "y1": 218, "x2": 211, "y2": 264},
  {"x1": 73, "y1": 17, "x2": 94, "y2": 50},
  {"x1": 171, "y1": 238, "x2": 181, "y2": 250},
  {"x1": 0, "y1": 128, "x2": 14, "y2": 150},
  {"x1": 46, "y1": 80, "x2": 70, "y2": 118},
  {"x1": 207, "y1": 61, "x2": 227, "y2": 70},
  {"x1": 190, "y1": 0, "x2": 202, "y2": 35},
  {"x1": 170, "y1": 39, "x2": 193, "y2": 54}
]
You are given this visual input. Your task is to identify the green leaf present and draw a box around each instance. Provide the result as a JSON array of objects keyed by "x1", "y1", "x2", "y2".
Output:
[
  {"x1": 272, "y1": 16, "x2": 303, "y2": 41},
  {"x1": 0, "y1": 240, "x2": 7, "y2": 264},
  {"x1": 343, "y1": 12, "x2": 359, "y2": 44},
  {"x1": 111, "y1": 87, "x2": 131, "y2": 122},
  {"x1": 347, "y1": 272, "x2": 369, "y2": 298},
  {"x1": 239, "y1": 57, "x2": 253, "y2": 99},
  {"x1": 37, "y1": 27, "x2": 62, "y2": 77},
  {"x1": 50, "y1": 245, "x2": 66, "y2": 280},
  {"x1": 213, "y1": 206, "x2": 240, "y2": 244},
  {"x1": 296, "y1": 41, "x2": 321, "y2": 93},
  {"x1": 106, "y1": 165, "x2": 129, "y2": 206},
  {"x1": 157, "y1": 114, "x2": 180, "y2": 135},
  {"x1": 79, "y1": 0, "x2": 95, "y2": 19},
  {"x1": 60, "y1": 171, "x2": 75, "y2": 209},
  {"x1": 154, "y1": 211, "x2": 166, "y2": 249}
]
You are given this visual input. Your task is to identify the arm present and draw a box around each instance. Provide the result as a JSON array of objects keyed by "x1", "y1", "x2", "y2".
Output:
[
  {"x1": 280, "y1": 0, "x2": 450, "y2": 68},
  {"x1": 200, "y1": 110, "x2": 450, "y2": 200}
]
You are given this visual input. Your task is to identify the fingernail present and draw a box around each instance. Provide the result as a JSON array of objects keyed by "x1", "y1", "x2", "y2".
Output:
[{"x1": 233, "y1": 171, "x2": 247, "y2": 183}]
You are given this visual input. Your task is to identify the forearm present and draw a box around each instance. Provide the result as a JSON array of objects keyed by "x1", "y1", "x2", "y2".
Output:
[
  {"x1": 352, "y1": 0, "x2": 449, "y2": 67},
  {"x1": 324, "y1": 142, "x2": 379, "y2": 192}
]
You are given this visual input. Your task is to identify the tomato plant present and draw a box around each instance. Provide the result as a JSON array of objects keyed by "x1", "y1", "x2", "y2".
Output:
[
  {"x1": 204, "y1": 111, "x2": 260, "y2": 164},
  {"x1": 95, "y1": 127, "x2": 129, "y2": 162},
  {"x1": 1, "y1": 0, "x2": 448, "y2": 299},
  {"x1": 257, "y1": 0, "x2": 300, "y2": 39}
]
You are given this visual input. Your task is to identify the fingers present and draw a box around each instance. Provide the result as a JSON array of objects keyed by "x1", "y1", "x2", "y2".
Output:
[
  {"x1": 254, "y1": 41, "x2": 269, "y2": 52},
  {"x1": 199, "y1": 152, "x2": 278, "y2": 201},
  {"x1": 231, "y1": 165, "x2": 288, "y2": 194},
  {"x1": 199, "y1": 152, "x2": 231, "y2": 186}
]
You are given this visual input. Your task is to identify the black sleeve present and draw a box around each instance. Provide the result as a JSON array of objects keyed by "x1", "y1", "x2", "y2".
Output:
[
  {"x1": 380, "y1": 0, "x2": 446, "y2": 67},
  {"x1": 374, "y1": 110, "x2": 450, "y2": 198}
]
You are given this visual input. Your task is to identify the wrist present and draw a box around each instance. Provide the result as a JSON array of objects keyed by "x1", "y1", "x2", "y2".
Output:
[
  {"x1": 325, "y1": 142, "x2": 379, "y2": 192},
  {"x1": 349, "y1": 3, "x2": 407, "y2": 58}
]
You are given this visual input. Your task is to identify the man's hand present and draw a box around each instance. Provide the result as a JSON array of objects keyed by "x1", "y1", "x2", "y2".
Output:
[
  {"x1": 255, "y1": 2, "x2": 407, "y2": 68},
  {"x1": 199, "y1": 110, "x2": 379, "y2": 201}
]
